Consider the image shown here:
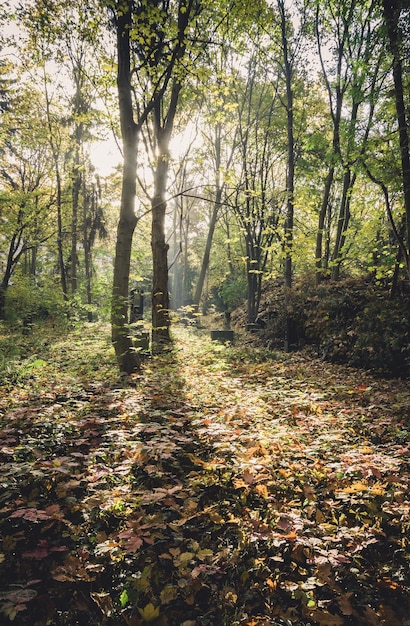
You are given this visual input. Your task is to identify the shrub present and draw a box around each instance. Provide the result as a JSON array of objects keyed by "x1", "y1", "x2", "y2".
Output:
[
  {"x1": 5, "y1": 277, "x2": 66, "y2": 324},
  {"x1": 260, "y1": 277, "x2": 410, "y2": 378}
]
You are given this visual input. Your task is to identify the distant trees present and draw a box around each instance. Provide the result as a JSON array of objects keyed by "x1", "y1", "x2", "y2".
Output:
[
  {"x1": 230, "y1": 41, "x2": 282, "y2": 323},
  {"x1": 0, "y1": 1, "x2": 111, "y2": 322},
  {"x1": 1, "y1": 0, "x2": 409, "y2": 360}
]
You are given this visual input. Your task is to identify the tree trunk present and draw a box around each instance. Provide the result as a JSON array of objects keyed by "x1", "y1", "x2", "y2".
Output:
[
  {"x1": 331, "y1": 168, "x2": 354, "y2": 280},
  {"x1": 194, "y1": 189, "x2": 222, "y2": 307},
  {"x1": 383, "y1": 0, "x2": 410, "y2": 264},
  {"x1": 194, "y1": 123, "x2": 223, "y2": 307},
  {"x1": 43, "y1": 64, "x2": 68, "y2": 301},
  {"x1": 314, "y1": 2, "x2": 346, "y2": 285},
  {"x1": 70, "y1": 146, "x2": 81, "y2": 295},
  {"x1": 83, "y1": 177, "x2": 93, "y2": 322},
  {"x1": 0, "y1": 212, "x2": 26, "y2": 319},
  {"x1": 151, "y1": 151, "x2": 171, "y2": 350},
  {"x1": 315, "y1": 166, "x2": 335, "y2": 284},
  {"x1": 151, "y1": 77, "x2": 182, "y2": 350},
  {"x1": 111, "y1": 2, "x2": 140, "y2": 373},
  {"x1": 278, "y1": 0, "x2": 296, "y2": 352}
]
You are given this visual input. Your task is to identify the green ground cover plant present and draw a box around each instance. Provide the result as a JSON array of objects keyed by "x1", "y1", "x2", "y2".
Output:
[{"x1": 0, "y1": 323, "x2": 409, "y2": 625}]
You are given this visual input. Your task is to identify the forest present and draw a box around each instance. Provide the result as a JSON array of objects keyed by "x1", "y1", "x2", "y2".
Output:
[{"x1": 0, "y1": 0, "x2": 409, "y2": 625}]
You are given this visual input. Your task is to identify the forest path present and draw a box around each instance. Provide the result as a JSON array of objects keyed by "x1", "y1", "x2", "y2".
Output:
[{"x1": 0, "y1": 324, "x2": 409, "y2": 625}]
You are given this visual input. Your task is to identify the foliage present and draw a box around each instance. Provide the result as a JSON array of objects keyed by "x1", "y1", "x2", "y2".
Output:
[
  {"x1": 4, "y1": 277, "x2": 66, "y2": 324},
  {"x1": 212, "y1": 272, "x2": 247, "y2": 312},
  {"x1": 0, "y1": 324, "x2": 409, "y2": 625},
  {"x1": 259, "y1": 278, "x2": 410, "y2": 377}
]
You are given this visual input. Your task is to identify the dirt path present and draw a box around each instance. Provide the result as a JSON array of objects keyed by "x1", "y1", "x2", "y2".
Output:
[{"x1": 0, "y1": 326, "x2": 409, "y2": 625}]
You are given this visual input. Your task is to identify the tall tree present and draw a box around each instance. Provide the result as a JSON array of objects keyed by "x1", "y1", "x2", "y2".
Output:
[
  {"x1": 110, "y1": 0, "x2": 229, "y2": 367},
  {"x1": 382, "y1": 0, "x2": 410, "y2": 279},
  {"x1": 193, "y1": 42, "x2": 238, "y2": 309},
  {"x1": 276, "y1": 0, "x2": 296, "y2": 291},
  {"x1": 230, "y1": 41, "x2": 282, "y2": 323},
  {"x1": 313, "y1": 0, "x2": 385, "y2": 282},
  {"x1": 110, "y1": 1, "x2": 141, "y2": 373}
]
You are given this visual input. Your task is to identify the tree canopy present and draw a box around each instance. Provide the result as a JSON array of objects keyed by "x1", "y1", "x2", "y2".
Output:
[{"x1": 0, "y1": 0, "x2": 409, "y2": 361}]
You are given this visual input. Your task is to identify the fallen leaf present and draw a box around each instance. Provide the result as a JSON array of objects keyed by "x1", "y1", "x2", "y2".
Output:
[{"x1": 137, "y1": 603, "x2": 160, "y2": 622}]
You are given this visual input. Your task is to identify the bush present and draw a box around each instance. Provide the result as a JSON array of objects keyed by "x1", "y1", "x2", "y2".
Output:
[
  {"x1": 260, "y1": 277, "x2": 410, "y2": 378},
  {"x1": 212, "y1": 273, "x2": 247, "y2": 312},
  {"x1": 306, "y1": 280, "x2": 410, "y2": 377},
  {"x1": 5, "y1": 277, "x2": 67, "y2": 324}
]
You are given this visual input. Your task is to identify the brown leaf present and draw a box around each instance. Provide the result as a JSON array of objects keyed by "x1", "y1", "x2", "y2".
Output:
[
  {"x1": 90, "y1": 591, "x2": 113, "y2": 617},
  {"x1": 361, "y1": 606, "x2": 381, "y2": 626},
  {"x1": 308, "y1": 609, "x2": 344, "y2": 625},
  {"x1": 338, "y1": 592, "x2": 354, "y2": 616}
]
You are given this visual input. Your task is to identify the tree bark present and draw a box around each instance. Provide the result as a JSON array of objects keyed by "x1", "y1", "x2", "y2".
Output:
[
  {"x1": 331, "y1": 168, "x2": 353, "y2": 280},
  {"x1": 278, "y1": 0, "x2": 296, "y2": 352},
  {"x1": 382, "y1": 0, "x2": 410, "y2": 268},
  {"x1": 194, "y1": 123, "x2": 224, "y2": 307},
  {"x1": 83, "y1": 176, "x2": 93, "y2": 322},
  {"x1": 315, "y1": 167, "x2": 335, "y2": 284},
  {"x1": 151, "y1": 147, "x2": 171, "y2": 350},
  {"x1": 111, "y1": 1, "x2": 141, "y2": 373},
  {"x1": 150, "y1": 68, "x2": 182, "y2": 350}
]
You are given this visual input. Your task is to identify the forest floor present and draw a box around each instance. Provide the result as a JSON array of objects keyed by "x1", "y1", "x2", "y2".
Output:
[{"x1": 0, "y1": 322, "x2": 409, "y2": 626}]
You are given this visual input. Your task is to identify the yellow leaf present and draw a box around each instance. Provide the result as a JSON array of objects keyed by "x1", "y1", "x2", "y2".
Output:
[
  {"x1": 208, "y1": 510, "x2": 225, "y2": 524},
  {"x1": 265, "y1": 577, "x2": 277, "y2": 590},
  {"x1": 341, "y1": 481, "x2": 368, "y2": 493},
  {"x1": 359, "y1": 445, "x2": 373, "y2": 454},
  {"x1": 255, "y1": 484, "x2": 269, "y2": 499},
  {"x1": 160, "y1": 585, "x2": 178, "y2": 604},
  {"x1": 197, "y1": 548, "x2": 214, "y2": 560},
  {"x1": 371, "y1": 482, "x2": 387, "y2": 496},
  {"x1": 137, "y1": 603, "x2": 160, "y2": 622},
  {"x1": 174, "y1": 551, "x2": 195, "y2": 567}
]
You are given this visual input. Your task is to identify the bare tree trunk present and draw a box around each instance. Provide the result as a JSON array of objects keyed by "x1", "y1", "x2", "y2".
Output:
[
  {"x1": 278, "y1": 0, "x2": 296, "y2": 351},
  {"x1": 111, "y1": 2, "x2": 140, "y2": 373},
  {"x1": 151, "y1": 75, "x2": 182, "y2": 350},
  {"x1": 0, "y1": 226, "x2": 23, "y2": 319},
  {"x1": 315, "y1": 167, "x2": 335, "y2": 284},
  {"x1": 194, "y1": 190, "x2": 222, "y2": 307},
  {"x1": 70, "y1": 129, "x2": 83, "y2": 294},
  {"x1": 82, "y1": 176, "x2": 93, "y2": 322},
  {"x1": 331, "y1": 168, "x2": 353, "y2": 280},
  {"x1": 71, "y1": 157, "x2": 80, "y2": 295},
  {"x1": 151, "y1": 148, "x2": 171, "y2": 349},
  {"x1": 314, "y1": 2, "x2": 347, "y2": 285},
  {"x1": 43, "y1": 66, "x2": 68, "y2": 301},
  {"x1": 45, "y1": 95, "x2": 67, "y2": 298},
  {"x1": 56, "y1": 169, "x2": 68, "y2": 300},
  {"x1": 194, "y1": 123, "x2": 224, "y2": 307}
]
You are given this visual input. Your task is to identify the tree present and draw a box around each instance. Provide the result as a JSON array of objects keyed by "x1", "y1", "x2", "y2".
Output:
[
  {"x1": 110, "y1": 0, "x2": 232, "y2": 367},
  {"x1": 276, "y1": 0, "x2": 296, "y2": 292},
  {"x1": 110, "y1": 1, "x2": 141, "y2": 373},
  {"x1": 230, "y1": 40, "x2": 283, "y2": 323},
  {"x1": 382, "y1": 0, "x2": 410, "y2": 279},
  {"x1": 0, "y1": 85, "x2": 56, "y2": 318},
  {"x1": 192, "y1": 42, "x2": 239, "y2": 310},
  {"x1": 313, "y1": 0, "x2": 385, "y2": 282}
]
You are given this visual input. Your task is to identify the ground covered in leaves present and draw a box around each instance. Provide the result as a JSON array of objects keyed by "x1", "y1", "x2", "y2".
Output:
[{"x1": 0, "y1": 323, "x2": 409, "y2": 625}]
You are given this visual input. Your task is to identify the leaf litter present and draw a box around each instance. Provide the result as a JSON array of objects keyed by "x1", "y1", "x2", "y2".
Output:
[{"x1": 0, "y1": 325, "x2": 409, "y2": 625}]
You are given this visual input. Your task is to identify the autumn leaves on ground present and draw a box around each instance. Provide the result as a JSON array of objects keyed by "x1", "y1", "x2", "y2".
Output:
[{"x1": 0, "y1": 324, "x2": 409, "y2": 626}]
